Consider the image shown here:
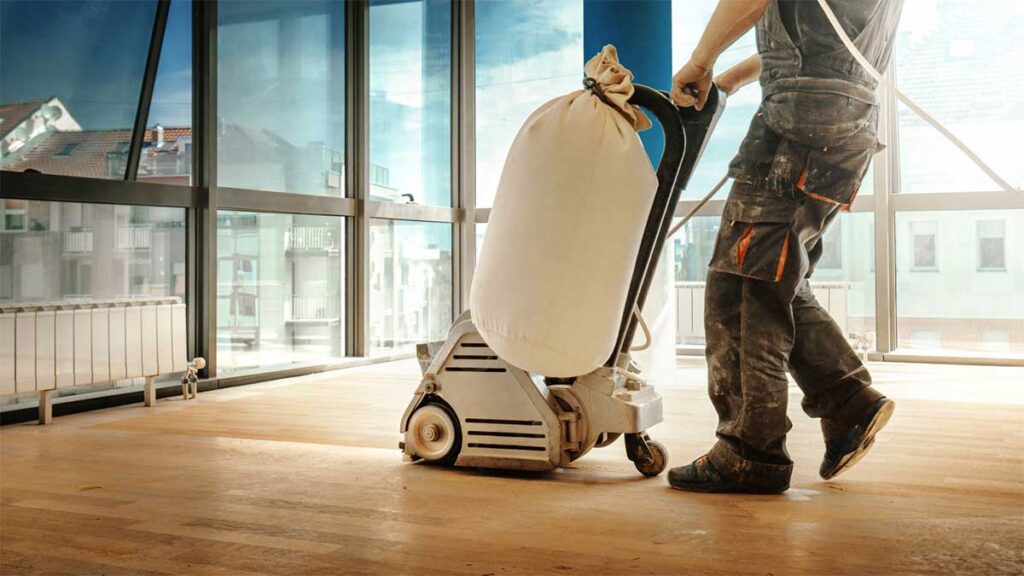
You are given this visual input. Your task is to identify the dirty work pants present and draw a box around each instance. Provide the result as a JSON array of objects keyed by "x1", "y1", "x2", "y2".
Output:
[{"x1": 703, "y1": 183, "x2": 883, "y2": 489}]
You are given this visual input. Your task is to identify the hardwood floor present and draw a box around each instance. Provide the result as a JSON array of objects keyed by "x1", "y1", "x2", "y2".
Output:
[{"x1": 2, "y1": 359, "x2": 1022, "y2": 575}]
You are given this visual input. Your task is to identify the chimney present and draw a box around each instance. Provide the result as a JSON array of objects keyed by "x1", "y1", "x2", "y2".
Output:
[{"x1": 155, "y1": 124, "x2": 165, "y2": 147}]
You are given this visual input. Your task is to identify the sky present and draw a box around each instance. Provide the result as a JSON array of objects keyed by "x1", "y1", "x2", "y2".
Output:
[
  {"x1": 0, "y1": 0, "x2": 193, "y2": 130},
  {"x1": 1, "y1": 0, "x2": 161, "y2": 130}
]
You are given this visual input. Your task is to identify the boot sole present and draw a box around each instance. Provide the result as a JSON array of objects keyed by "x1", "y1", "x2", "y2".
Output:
[
  {"x1": 668, "y1": 480, "x2": 789, "y2": 495},
  {"x1": 822, "y1": 399, "x2": 895, "y2": 480}
]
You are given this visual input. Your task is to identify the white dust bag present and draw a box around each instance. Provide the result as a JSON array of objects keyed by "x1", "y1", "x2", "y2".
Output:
[{"x1": 471, "y1": 45, "x2": 658, "y2": 377}]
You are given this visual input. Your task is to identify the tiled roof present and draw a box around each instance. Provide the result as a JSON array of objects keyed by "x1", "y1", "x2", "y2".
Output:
[
  {"x1": 0, "y1": 100, "x2": 47, "y2": 136},
  {"x1": 2, "y1": 117, "x2": 316, "y2": 180},
  {"x1": 3, "y1": 126, "x2": 192, "y2": 179}
]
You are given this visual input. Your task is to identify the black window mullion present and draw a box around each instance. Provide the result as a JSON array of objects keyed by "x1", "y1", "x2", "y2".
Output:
[
  {"x1": 345, "y1": 0, "x2": 369, "y2": 357},
  {"x1": 126, "y1": 0, "x2": 172, "y2": 182},
  {"x1": 191, "y1": 0, "x2": 217, "y2": 378}
]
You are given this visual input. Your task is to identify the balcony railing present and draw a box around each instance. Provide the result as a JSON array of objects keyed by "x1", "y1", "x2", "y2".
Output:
[
  {"x1": 287, "y1": 225, "x2": 336, "y2": 251},
  {"x1": 287, "y1": 295, "x2": 340, "y2": 321},
  {"x1": 115, "y1": 226, "x2": 151, "y2": 251},
  {"x1": 62, "y1": 230, "x2": 92, "y2": 253}
]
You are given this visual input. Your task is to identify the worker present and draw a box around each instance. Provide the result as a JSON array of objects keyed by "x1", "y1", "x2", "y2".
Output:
[{"x1": 668, "y1": 0, "x2": 904, "y2": 494}]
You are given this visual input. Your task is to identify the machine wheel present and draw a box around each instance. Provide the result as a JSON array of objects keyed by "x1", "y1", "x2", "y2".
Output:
[
  {"x1": 407, "y1": 403, "x2": 461, "y2": 464},
  {"x1": 631, "y1": 439, "x2": 668, "y2": 477}
]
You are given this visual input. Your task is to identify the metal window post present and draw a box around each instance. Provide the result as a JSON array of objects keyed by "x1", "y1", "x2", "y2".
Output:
[
  {"x1": 872, "y1": 59, "x2": 900, "y2": 355},
  {"x1": 126, "y1": 0, "x2": 171, "y2": 181},
  {"x1": 190, "y1": 0, "x2": 218, "y2": 377},
  {"x1": 453, "y1": 0, "x2": 476, "y2": 314},
  {"x1": 345, "y1": 0, "x2": 370, "y2": 357}
]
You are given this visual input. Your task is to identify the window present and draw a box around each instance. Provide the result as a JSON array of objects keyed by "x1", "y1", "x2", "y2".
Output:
[
  {"x1": 0, "y1": 201, "x2": 186, "y2": 303},
  {"x1": 896, "y1": 210, "x2": 1024, "y2": 357},
  {"x1": 979, "y1": 330, "x2": 1010, "y2": 353},
  {"x1": 216, "y1": 212, "x2": 345, "y2": 372},
  {"x1": 817, "y1": 218, "x2": 844, "y2": 270},
  {"x1": 474, "y1": 0, "x2": 583, "y2": 209},
  {"x1": 1, "y1": 0, "x2": 158, "y2": 179},
  {"x1": 908, "y1": 330, "x2": 942, "y2": 350},
  {"x1": 909, "y1": 221, "x2": 938, "y2": 271},
  {"x1": 475, "y1": 222, "x2": 487, "y2": 265},
  {"x1": 672, "y1": 216, "x2": 720, "y2": 284},
  {"x1": 1, "y1": 200, "x2": 28, "y2": 232},
  {"x1": 895, "y1": 0, "x2": 1024, "y2": 193},
  {"x1": 217, "y1": 1, "x2": 346, "y2": 196},
  {"x1": 369, "y1": 0, "x2": 451, "y2": 206},
  {"x1": 977, "y1": 220, "x2": 1006, "y2": 271},
  {"x1": 673, "y1": 1, "x2": 763, "y2": 200},
  {"x1": 55, "y1": 143, "x2": 81, "y2": 157},
  {"x1": 369, "y1": 220, "x2": 452, "y2": 355},
  {"x1": 135, "y1": 0, "x2": 192, "y2": 184}
]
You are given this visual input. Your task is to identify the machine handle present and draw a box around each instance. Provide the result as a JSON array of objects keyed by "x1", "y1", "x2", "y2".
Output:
[{"x1": 606, "y1": 84, "x2": 726, "y2": 367}]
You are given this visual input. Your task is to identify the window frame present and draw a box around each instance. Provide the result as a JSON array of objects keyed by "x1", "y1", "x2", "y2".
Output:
[
  {"x1": 909, "y1": 220, "x2": 939, "y2": 272},
  {"x1": 975, "y1": 219, "x2": 1007, "y2": 272}
]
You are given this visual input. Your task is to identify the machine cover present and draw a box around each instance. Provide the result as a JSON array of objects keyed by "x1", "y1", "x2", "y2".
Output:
[{"x1": 471, "y1": 45, "x2": 658, "y2": 377}]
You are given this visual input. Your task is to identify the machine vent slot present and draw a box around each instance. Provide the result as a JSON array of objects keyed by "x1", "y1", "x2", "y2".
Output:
[
  {"x1": 467, "y1": 431, "x2": 546, "y2": 439},
  {"x1": 460, "y1": 343, "x2": 490, "y2": 348},
  {"x1": 452, "y1": 354, "x2": 499, "y2": 360},
  {"x1": 467, "y1": 443, "x2": 546, "y2": 452},
  {"x1": 465, "y1": 418, "x2": 542, "y2": 426},
  {"x1": 445, "y1": 367, "x2": 507, "y2": 373}
]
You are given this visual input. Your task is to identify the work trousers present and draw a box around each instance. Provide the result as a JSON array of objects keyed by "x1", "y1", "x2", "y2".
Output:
[{"x1": 703, "y1": 182, "x2": 883, "y2": 489}]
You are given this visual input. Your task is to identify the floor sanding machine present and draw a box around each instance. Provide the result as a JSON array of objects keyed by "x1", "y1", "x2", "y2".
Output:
[{"x1": 399, "y1": 85, "x2": 725, "y2": 476}]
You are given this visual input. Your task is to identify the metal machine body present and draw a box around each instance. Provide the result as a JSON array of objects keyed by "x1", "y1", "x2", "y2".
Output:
[{"x1": 400, "y1": 85, "x2": 724, "y2": 476}]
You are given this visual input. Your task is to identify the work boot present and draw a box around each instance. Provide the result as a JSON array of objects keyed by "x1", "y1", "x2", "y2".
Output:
[
  {"x1": 820, "y1": 396, "x2": 895, "y2": 480},
  {"x1": 667, "y1": 454, "x2": 788, "y2": 494}
]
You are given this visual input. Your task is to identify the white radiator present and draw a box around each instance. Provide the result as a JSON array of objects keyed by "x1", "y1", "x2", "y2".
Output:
[{"x1": 0, "y1": 297, "x2": 188, "y2": 396}]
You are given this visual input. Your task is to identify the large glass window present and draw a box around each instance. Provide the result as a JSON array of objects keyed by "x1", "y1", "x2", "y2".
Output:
[
  {"x1": 1, "y1": 0, "x2": 158, "y2": 179},
  {"x1": 0, "y1": 201, "x2": 186, "y2": 302},
  {"x1": 894, "y1": 0, "x2": 1024, "y2": 193},
  {"x1": 136, "y1": 0, "x2": 193, "y2": 185},
  {"x1": 217, "y1": 1, "x2": 346, "y2": 196},
  {"x1": 217, "y1": 212, "x2": 345, "y2": 371},
  {"x1": 474, "y1": 0, "x2": 583, "y2": 209},
  {"x1": 369, "y1": 0, "x2": 451, "y2": 206},
  {"x1": 812, "y1": 212, "x2": 877, "y2": 350},
  {"x1": 896, "y1": 210, "x2": 1024, "y2": 357},
  {"x1": 671, "y1": 216, "x2": 719, "y2": 346},
  {"x1": 369, "y1": 220, "x2": 452, "y2": 355}
]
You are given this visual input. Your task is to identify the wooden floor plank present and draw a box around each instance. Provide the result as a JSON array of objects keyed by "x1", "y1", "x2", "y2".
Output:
[{"x1": 2, "y1": 359, "x2": 1022, "y2": 575}]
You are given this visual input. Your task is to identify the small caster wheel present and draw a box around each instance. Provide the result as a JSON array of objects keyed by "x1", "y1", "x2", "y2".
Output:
[{"x1": 633, "y1": 440, "x2": 668, "y2": 477}]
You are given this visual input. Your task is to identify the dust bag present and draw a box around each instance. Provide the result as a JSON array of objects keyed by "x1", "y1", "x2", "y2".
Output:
[{"x1": 471, "y1": 45, "x2": 658, "y2": 378}]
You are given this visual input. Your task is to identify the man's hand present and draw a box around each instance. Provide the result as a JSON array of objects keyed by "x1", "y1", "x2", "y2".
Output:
[
  {"x1": 673, "y1": 0, "x2": 770, "y2": 107},
  {"x1": 672, "y1": 59, "x2": 714, "y2": 110}
]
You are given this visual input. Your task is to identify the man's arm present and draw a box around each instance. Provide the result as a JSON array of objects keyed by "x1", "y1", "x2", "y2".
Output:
[
  {"x1": 672, "y1": 0, "x2": 771, "y2": 109},
  {"x1": 714, "y1": 53, "x2": 761, "y2": 96}
]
